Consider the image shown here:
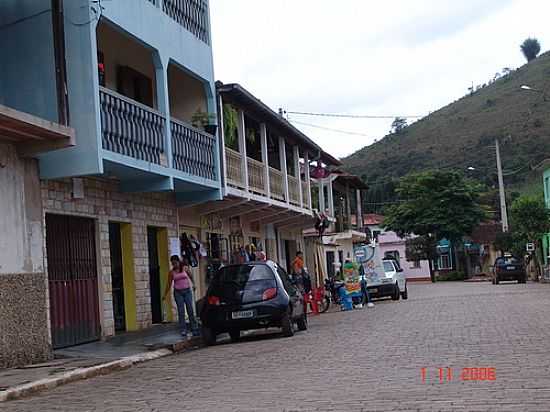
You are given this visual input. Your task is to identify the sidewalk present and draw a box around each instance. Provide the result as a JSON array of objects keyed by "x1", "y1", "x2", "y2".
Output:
[{"x1": 0, "y1": 323, "x2": 203, "y2": 402}]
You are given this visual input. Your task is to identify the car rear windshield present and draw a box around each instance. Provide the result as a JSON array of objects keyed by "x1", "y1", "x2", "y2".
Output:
[
  {"x1": 383, "y1": 261, "x2": 395, "y2": 273},
  {"x1": 496, "y1": 257, "x2": 521, "y2": 266},
  {"x1": 213, "y1": 264, "x2": 275, "y2": 290}
]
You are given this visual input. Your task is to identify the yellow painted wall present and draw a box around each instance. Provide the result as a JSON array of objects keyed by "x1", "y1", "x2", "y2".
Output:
[
  {"x1": 120, "y1": 223, "x2": 138, "y2": 331},
  {"x1": 157, "y1": 228, "x2": 173, "y2": 322}
]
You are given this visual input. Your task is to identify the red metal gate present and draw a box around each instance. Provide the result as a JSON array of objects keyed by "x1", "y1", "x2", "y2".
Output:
[{"x1": 46, "y1": 214, "x2": 100, "y2": 348}]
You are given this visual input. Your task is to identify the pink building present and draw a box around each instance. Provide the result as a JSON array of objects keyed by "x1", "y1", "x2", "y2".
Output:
[{"x1": 377, "y1": 231, "x2": 431, "y2": 282}]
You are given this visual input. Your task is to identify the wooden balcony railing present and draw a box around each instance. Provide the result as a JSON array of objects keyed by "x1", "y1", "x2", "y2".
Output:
[
  {"x1": 170, "y1": 118, "x2": 216, "y2": 180},
  {"x1": 247, "y1": 157, "x2": 266, "y2": 195},
  {"x1": 288, "y1": 175, "x2": 300, "y2": 205},
  {"x1": 163, "y1": 0, "x2": 210, "y2": 44},
  {"x1": 269, "y1": 167, "x2": 285, "y2": 201},
  {"x1": 100, "y1": 87, "x2": 165, "y2": 165},
  {"x1": 225, "y1": 148, "x2": 244, "y2": 188}
]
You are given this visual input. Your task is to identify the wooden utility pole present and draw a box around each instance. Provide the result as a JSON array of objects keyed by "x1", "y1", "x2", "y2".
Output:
[{"x1": 495, "y1": 138, "x2": 509, "y2": 232}]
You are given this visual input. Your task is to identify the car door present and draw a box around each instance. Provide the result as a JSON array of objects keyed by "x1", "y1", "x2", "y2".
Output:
[
  {"x1": 395, "y1": 262, "x2": 407, "y2": 291},
  {"x1": 277, "y1": 267, "x2": 303, "y2": 319}
]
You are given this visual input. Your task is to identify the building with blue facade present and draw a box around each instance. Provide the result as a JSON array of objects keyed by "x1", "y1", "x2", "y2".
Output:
[{"x1": 1, "y1": 0, "x2": 223, "y2": 350}]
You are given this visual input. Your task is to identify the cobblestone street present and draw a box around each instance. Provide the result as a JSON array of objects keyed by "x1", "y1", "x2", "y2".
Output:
[{"x1": 6, "y1": 282, "x2": 550, "y2": 411}]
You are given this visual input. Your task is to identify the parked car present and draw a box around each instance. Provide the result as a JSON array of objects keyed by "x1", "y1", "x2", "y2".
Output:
[
  {"x1": 492, "y1": 256, "x2": 526, "y2": 284},
  {"x1": 199, "y1": 261, "x2": 307, "y2": 345},
  {"x1": 361, "y1": 258, "x2": 408, "y2": 300}
]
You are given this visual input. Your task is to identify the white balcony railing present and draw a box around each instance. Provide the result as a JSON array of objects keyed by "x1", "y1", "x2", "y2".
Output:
[
  {"x1": 288, "y1": 175, "x2": 300, "y2": 206},
  {"x1": 269, "y1": 167, "x2": 285, "y2": 201},
  {"x1": 225, "y1": 148, "x2": 244, "y2": 188}
]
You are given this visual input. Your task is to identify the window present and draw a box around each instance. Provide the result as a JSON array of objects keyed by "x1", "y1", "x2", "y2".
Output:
[
  {"x1": 411, "y1": 260, "x2": 421, "y2": 269},
  {"x1": 439, "y1": 254, "x2": 452, "y2": 270},
  {"x1": 372, "y1": 230, "x2": 381, "y2": 241},
  {"x1": 383, "y1": 261, "x2": 395, "y2": 273},
  {"x1": 385, "y1": 250, "x2": 400, "y2": 261}
]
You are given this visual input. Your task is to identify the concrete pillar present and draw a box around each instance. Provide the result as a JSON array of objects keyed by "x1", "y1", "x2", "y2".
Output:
[
  {"x1": 318, "y1": 180, "x2": 325, "y2": 212},
  {"x1": 356, "y1": 189, "x2": 363, "y2": 229},
  {"x1": 153, "y1": 52, "x2": 171, "y2": 168},
  {"x1": 218, "y1": 94, "x2": 228, "y2": 192},
  {"x1": 345, "y1": 183, "x2": 351, "y2": 230},
  {"x1": 293, "y1": 146, "x2": 303, "y2": 207},
  {"x1": 304, "y1": 152, "x2": 312, "y2": 209},
  {"x1": 279, "y1": 136, "x2": 289, "y2": 203},
  {"x1": 327, "y1": 177, "x2": 335, "y2": 217},
  {"x1": 237, "y1": 109, "x2": 249, "y2": 192},
  {"x1": 260, "y1": 123, "x2": 270, "y2": 198}
]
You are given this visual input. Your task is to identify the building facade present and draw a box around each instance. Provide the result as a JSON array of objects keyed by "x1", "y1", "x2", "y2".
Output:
[
  {"x1": 0, "y1": 105, "x2": 74, "y2": 367},
  {"x1": 1, "y1": 0, "x2": 222, "y2": 351}
]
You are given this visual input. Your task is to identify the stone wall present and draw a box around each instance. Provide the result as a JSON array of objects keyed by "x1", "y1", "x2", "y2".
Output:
[
  {"x1": 0, "y1": 142, "x2": 51, "y2": 367},
  {"x1": 41, "y1": 177, "x2": 179, "y2": 337},
  {"x1": 0, "y1": 273, "x2": 51, "y2": 368}
]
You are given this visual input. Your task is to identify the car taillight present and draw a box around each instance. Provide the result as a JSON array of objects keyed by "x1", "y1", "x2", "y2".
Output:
[
  {"x1": 208, "y1": 296, "x2": 220, "y2": 306},
  {"x1": 262, "y1": 288, "x2": 277, "y2": 301}
]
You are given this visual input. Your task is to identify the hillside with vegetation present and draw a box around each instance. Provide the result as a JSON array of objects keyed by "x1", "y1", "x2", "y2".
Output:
[{"x1": 344, "y1": 51, "x2": 550, "y2": 213}]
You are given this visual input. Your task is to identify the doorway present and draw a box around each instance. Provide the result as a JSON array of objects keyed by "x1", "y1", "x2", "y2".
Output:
[
  {"x1": 46, "y1": 214, "x2": 100, "y2": 348},
  {"x1": 147, "y1": 227, "x2": 162, "y2": 324},
  {"x1": 109, "y1": 222, "x2": 126, "y2": 332}
]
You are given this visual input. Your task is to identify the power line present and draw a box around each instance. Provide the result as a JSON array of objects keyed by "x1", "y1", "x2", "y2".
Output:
[
  {"x1": 289, "y1": 119, "x2": 372, "y2": 137},
  {"x1": 286, "y1": 110, "x2": 425, "y2": 119},
  {"x1": 0, "y1": 9, "x2": 51, "y2": 31}
]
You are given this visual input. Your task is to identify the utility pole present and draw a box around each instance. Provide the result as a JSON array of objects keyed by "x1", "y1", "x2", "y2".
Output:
[{"x1": 495, "y1": 138, "x2": 509, "y2": 232}]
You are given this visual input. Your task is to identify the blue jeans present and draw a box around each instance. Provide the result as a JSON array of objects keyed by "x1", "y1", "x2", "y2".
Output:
[{"x1": 173, "y1": 288, "x2": 198, "y2": 335}]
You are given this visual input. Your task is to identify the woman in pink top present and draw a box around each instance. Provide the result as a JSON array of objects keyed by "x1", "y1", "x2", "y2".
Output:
[{"x1": 163, "y1": 256, "x2": 199, "y2": 337}]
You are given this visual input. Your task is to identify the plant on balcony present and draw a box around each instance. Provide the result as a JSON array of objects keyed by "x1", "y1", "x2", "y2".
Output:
[
  {"x1": 191, "y1": 108, "x2": 216, "y2": 130},
  {"x1": 246, "y1": 128, "x2": 257, "y2": 143},
  {"x1": 223, "y1": 104, "x2": 238, "y2": 148}
]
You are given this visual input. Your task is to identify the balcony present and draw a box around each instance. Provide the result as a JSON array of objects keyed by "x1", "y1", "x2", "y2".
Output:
[
  {"x1": 100, "y1": 87, "x2": 166, "y2": 166},
  {"x1": 224, "y1": 148, "x2": 311, "y2": 209},
  {"x1": 162, "y1": 0, "x2": 210, "y2": 44}
]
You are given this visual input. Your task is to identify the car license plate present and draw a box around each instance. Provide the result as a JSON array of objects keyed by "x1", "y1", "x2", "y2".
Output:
[
  {"x1": 231, "y1": 310, "x2": 254, "y2": 319},
  {"x1": 370, "y1": 288, "x2": 378, "y2": 294},
  {"x1": 506, "y1": 266, "x2": 516, "y2": 270}
]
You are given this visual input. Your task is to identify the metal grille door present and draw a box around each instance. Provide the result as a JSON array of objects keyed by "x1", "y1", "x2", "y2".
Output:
[{"x1": 46, "y1": 214, "x2": 100, "y2": 348}]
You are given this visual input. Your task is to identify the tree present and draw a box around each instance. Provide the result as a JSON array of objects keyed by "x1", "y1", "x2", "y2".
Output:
[
  {"x1": 390, "y1": 117, "x2": 408, "y2": 134},
  {"x1": 509, "y1": 195, "x2": 550, "y2": 279},
  {"x1": 520, "y1": 38, "x2": 541, "y2": 62},
  {"x1": 384, "y1": 170, "x2": 487, "y2": 281}
]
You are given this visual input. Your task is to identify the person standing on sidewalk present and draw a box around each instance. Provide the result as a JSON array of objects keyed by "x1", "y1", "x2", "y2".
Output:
[{"x1": 163, "y1": 255, "x2": 200, "y2": 338}]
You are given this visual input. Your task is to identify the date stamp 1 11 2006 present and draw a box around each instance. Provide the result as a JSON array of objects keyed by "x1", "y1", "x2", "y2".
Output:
[{"x1": 421, "y1": 367, "x2": 496, "y2": 383}]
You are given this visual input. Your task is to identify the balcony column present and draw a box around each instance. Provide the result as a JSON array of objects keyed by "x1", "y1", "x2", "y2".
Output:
[
  {"x1": 293, "y1": 146, "x2": 303, "y2": 208},
  {"x1": 345, "y1": 182, "x2": 351, "y2": 229},
  {"x1": 218, "y1": 94, "x2": 228, "y2": 192},
  {"x1": 318, "y1": 180, "x2": 325, "y2": 212},
  {"x1": 356, "y1": 189, "x2": 363, "y2": 229},
  {"x1": 260, "y1": 123, "x2": 270, "y2": 198},
  {"x1": 327, "y1": 177, "x2": 335, "y2": 217},
  {"x1": 304, "y1": 152, "x2": 312, "y2": 209},
  {"x1": 153, "y1": 52, "x2": 171, "y2": 168},
  {"x1": 236, "y1": 109, "x2": 249, "y2": 192},
  {"x1": 279, "y1": 137, "x2": 289, "y2": 203}
]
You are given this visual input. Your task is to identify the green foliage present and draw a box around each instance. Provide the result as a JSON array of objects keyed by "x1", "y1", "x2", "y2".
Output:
[
  {"x1": 436, "y1": 271, "x2": 466, "y2": 281},
  {"x1": 384, "y1": 170, "x2": 487, "y2": 242},
  {"x1": 391, "y1": 117, "x2": 408, "y2": 134},
  {"x1": 521, "y1": 38, "x2": 541, "y2": 62},
  {"x1": 494, "y1": 231, "x2": 525, "y2": 258},
  {"x1": 405, "y1": 236, "x2": 437, "y2": 261},
  {"x1": 223, "y1": 104, "x2": 238, "y2": 149},
  {"x1": 191, "y1": 109, "x2": 216, "y2": 130},
  {"x1": 510, "y1": 195, "x2": 550, "y2": 242}
]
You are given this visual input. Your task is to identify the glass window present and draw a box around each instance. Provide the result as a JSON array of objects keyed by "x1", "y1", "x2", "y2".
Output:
[
  {"x1": 440, "y1": 254, "x2": 452, "y2": 269},
  {"x1": 277, "y1": 267, "x2": 297, "y2": 295},
  {"x1": 214, "y1": 264, "x2": 274, "y2": 289},
  {"x1": 383, "y1": 261, "x2": 395, "y2": 273}
]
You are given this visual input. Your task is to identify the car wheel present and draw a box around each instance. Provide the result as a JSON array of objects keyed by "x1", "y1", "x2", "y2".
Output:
[
  {"x1": 401, "y1": 283, "x2": 408, "y2": 300},
  {"x1": 519, "y1": 277, "x2": 527, "y2": 284},
  {"x1": 281, "y1": 309, "x2": 295, "y2": 337},
  {"x1": 297, "y1": 311, "x2": 308, "y2": 331},
  {"x1": 391, "y1": 283, "x2": 400, "y2": 301},
  {"x1": 492, "y1": 277, "x2": 496, "y2": 285},
  {"x1": 495, "y1": 276, "x2": 500, "y2": 285},
  {"x1": 229, "y1": 329, "x2": 241, "y2": 342},
  {"x1": 201, "y1": 325, "x2": 217, "y2": 346}
]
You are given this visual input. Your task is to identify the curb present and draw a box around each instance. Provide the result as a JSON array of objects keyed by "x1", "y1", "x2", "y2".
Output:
[{"x1": 0, "y1": 348, "x2": 173, "y2": 402}]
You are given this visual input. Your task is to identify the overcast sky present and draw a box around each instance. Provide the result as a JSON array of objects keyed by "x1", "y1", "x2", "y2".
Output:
[{"x1": 210, "y1": 0, "x2": 550, "y2": 159}]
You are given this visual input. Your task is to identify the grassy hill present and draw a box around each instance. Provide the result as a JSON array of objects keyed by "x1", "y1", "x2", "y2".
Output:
[{"x1": 344, "y1": 51, "x2": 550, "y2": 212}]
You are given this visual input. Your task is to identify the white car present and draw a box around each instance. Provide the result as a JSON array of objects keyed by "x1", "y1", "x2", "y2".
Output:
[{"x1": 362, "y1": 259, "x2": 408, "y2": 300}]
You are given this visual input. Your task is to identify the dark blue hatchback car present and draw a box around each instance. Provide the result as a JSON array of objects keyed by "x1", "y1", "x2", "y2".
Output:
[{"x1": 199, "y1": 261, "x2": 307, "y2": 345}]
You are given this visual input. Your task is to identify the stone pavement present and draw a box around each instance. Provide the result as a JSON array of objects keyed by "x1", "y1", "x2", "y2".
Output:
[{"x1": 5, "y1": 282, "x2": 550, "y2": 411}]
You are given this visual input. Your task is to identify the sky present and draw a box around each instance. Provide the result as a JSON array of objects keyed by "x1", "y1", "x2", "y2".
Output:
[{"x1": 210, "y1": 0, "x2": 550, "y2": 159}]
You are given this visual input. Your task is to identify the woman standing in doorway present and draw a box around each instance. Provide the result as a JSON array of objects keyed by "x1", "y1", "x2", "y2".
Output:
[{"x1": 163, "y1": 256, "x2": 200, "y2": 338}]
